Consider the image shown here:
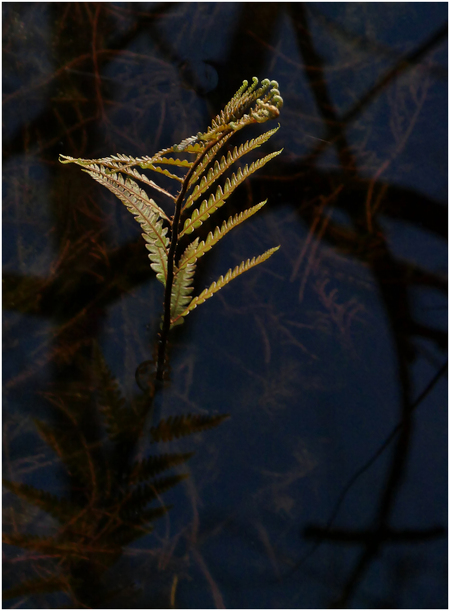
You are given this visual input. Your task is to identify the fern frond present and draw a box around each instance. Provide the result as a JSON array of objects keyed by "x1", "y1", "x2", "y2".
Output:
[
  {"x1": 173, "y1": 246, "x2": 280, "y2": 324},
  {"x1": 180, "y1": 150, "x2": 282, "y2": 236},
  {"x1": 60, "y1": 77, "x2": 283, "y2": 382},
  {"x1": 182, "y1": 126, "x2": 280, "y2": 212},
  {"x1": 131, "y1": 452, "x2": 194, "y2": 483},
  {"x1": 150, "y1": 413, "x2": 230, "y2": 443},
  {"x1": 178, "y1": 201, "x2": 267, "y2": 270}
]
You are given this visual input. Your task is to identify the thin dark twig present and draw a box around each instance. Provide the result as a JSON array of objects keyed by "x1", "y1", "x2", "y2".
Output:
[
  {"x1": 304, "y1": 22, "x2": 448, "y2": 166},
  {"x1": 327, "y1": 359, "x2": 447, "y2": 530},
  {"x1": 287, "y1": 359, "x2": 447, "y2": 574},
  {"x1": 288, "y1": 3, "x2": 357, "y2": 174}
]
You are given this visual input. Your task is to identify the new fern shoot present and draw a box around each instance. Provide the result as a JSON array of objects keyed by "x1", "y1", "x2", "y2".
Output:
[{"x1": 60, "y1": 77, "x2": 283, "y2": 381}]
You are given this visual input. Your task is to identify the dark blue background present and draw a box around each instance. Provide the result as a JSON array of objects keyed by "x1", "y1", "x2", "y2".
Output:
[{"x1": 3, "y1": 3, "x2": 447, "y2": 608}]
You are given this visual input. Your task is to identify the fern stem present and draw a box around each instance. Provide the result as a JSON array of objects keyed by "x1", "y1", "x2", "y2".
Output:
[{"x1": 156, "y1": 131, "x2": 232, "y2": 381}]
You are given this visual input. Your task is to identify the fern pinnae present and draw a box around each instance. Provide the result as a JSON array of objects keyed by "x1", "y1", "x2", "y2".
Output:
[
  {"x1": 81, "y1": 163, "x2": 169, "y2": 221},
  {"x1": 182, "y1": 157, "x2": 227, "y2": 213},
  {"x1": 181, "y1": 127, "x2": 279, "y2": 214},
  {"x1": 169, "y1": 261, "x2": 196, "y2": 326},
  {"x1": 115, "y1": 166, "x2": 176, "y2": 201},
  {"x1": 148, "y1": 156, "x2": 194, "y2": 169},
  {"x1": 178, "y1": 201, "x2": 268, "y2": 270},
  {"x1": 120, "y1": 202, "x2": 169, "y2": 285},
  {"x1": 59, "y1": 154, "x2": 176, "y2": 202},
  {"x1": 135, "y1": 162, "x2": 185, "y2": 183},
  {"x1": 80, "y1": 167, "x2": 171, "y2": 285},
  {"x1": 141, "y1": 220, "x2": 170, "y2": 285},
  {"x1": 180, "y1": 148, "x2": 282, "y2": 237},
  {"x1": 172, "y1": 246, "x2": 280, "y2": 324},
  {"x1": 185, "y1": 130, "x2": 235, "y2": 190}
]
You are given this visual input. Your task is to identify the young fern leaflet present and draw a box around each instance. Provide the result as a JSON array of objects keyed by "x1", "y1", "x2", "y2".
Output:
[{"x1": 60, "y1": 77, "x2": 283, "y2": 381}]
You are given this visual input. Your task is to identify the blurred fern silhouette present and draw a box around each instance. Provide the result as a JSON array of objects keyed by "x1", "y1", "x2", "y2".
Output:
[
  {"x1": 60, "y1": 77, "x2": 283, "y2": 380},
  {"x1": 3, "y1": 344, "x2": 228, "y2": 605}
]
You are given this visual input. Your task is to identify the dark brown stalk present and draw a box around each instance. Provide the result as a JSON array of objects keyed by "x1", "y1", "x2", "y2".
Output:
[{"x1": 155, "y1": 131, "x2": 231, "y2": 381}]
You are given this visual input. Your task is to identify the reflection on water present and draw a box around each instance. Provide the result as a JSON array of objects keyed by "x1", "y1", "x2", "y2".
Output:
[{"x1": 3, "y1": 3, "x2": 447, "y2": 609}]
